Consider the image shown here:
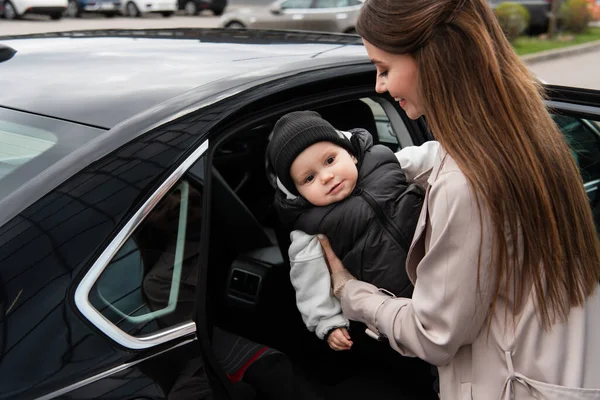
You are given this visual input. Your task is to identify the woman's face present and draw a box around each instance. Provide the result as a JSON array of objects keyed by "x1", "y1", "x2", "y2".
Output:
[{"x1": 363, "y1": 39, "x2": 424, "y2": 120}]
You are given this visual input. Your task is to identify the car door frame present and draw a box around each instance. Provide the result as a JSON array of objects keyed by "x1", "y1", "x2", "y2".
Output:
[
  {"x1": 193, "y1": 66, "x2": 431, "y2": 399},
  {"x1": 545, "y1": 85, "x2": 600, "y2": 196},
  {"x1": 195, "y1": 80, "x2": 600, "y2": 399}
]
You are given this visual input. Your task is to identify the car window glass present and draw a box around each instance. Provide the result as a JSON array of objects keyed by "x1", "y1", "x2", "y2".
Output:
[
  {"x1": 314, "y1": 0, "x2": 348, "y2": 7},
  {"x1": 281, "y1": 0, "x2": 312, "y2": 9},
  {"x1": 88, "y1": 171, "x2": 204, "y2": 337},
  {"x1": 0, "y1": 107, "x2": 102, "y2": 203},
  {"x1": 0, "y1": 121, "x2": 56, "y2": 184},
  {"x1": 553, "y1": 114, "x2": 600, "y2": 230},
  {"x1": 553, "y1": 114, "x2": 600, "y2": 184},
  {"x1": 360, "y1": 98, "x2": 399, "y2": 151}
]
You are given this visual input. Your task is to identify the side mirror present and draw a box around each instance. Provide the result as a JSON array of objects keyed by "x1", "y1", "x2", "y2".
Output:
[
  {"x1": 0, "y1": 44, "x2": 17, "y2": 64},
  {"x1": 269, "y1": 3, "x2": 281, "y2": 14}
]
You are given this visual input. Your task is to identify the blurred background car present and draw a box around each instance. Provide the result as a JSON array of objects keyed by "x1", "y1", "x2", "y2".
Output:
[
  {"x1": 488, "y1": 0, "x2": 553, "y2": 32},
  {"x1": 0, "y1": 0, "x2": 67, "y2": 19},
  {"x1": 64, "y1": 0, "x2": 121, "y2": 17},
  {"x1": 177, "y1": 0, "x2": 226, "y2": 16},
  {"x1": 120, "y1": 0, "x2": 176, "y2": 16},
  {"x1": 219, "y1": 0, "x2": 363, "y2": 33}
]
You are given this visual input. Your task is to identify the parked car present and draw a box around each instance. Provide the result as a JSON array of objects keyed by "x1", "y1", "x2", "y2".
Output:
[
  {"x1": 177, "y1": 0, "x2": 226, "y2": 15},
  {"x1": 121, "y1": 0, "x2": 176, "y2": 17},
  {"x1": 1, "y1": 28, "x2": 600, "y2": 400},
  {"x1": 64, "y1": 0, "x2": 121, "y2": 17},
  {"x1": 488, "y1": 0, "x2": 552, "y2": 32},
  {"x1": 0, "y1": 0, "x2": 66, "y2": 19},
  {"x1": 220, "y1": 0, "x2": 364, "y2": 33}
]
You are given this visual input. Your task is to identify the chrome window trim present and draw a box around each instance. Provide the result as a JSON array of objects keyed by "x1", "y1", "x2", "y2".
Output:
[
  {"x1": 373, "y1": 97, "x2": 414, "y2": 148},
  {"x1": 546, "y1": 100, "x2": 600, "y2": 117},
  {"x1": 34, "y1": 338, "x2": 196, "y2": 400},
  {"x1": 74, "y1": 139, "x2": 208, "y2": 350},
  {"x1": 585, "y1": 179, "x2": 600, "y2": 192}
]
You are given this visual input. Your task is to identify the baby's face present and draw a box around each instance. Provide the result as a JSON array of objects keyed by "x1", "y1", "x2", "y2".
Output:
[{"x1": 290, "y1": 141, "x2": 358, "y2": 206}]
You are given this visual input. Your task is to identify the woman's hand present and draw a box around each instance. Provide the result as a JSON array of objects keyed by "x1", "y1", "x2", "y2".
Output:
[{"x1": 317, "y1": 234, "x2": 356, "y2": 298}]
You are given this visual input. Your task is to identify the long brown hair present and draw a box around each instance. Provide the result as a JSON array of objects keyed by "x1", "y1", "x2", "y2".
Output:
[{"x1": 357, "y1": 0, "x2": 600, "y2": 329}]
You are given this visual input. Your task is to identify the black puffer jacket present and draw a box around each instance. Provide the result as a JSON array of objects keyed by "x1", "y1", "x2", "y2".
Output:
[{"x1": 275, "y1": 129, "x2": 424, "y2": 297}]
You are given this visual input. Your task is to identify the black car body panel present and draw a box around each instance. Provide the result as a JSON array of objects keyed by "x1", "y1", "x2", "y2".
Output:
[
  {"x1": 0, "y1": 29, "x2": 364, "y2": 129},
  {"x1": 0, "y1": 112, "x2": 205, "y2": 398}
]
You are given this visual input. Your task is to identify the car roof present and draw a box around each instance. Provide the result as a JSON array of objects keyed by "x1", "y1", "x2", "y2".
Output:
[{"x1": 0, "y1": 29, "x2": 367, "y2": 128}]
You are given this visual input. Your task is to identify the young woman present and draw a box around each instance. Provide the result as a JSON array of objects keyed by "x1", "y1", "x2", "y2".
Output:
[{"x1": 318, "y1": 0, "x2": 600, "y2": 398}]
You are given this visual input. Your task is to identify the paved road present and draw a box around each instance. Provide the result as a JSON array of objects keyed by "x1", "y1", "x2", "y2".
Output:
[
  {"x1": 0, "y1": 0, "x2": 273, "y2": 36},
  {"x1": 527, "y1": 48, "x2": 600, "y2": 90},
  {"x1": 0, "y1": 13, "x2": 222, "y2": 36}
]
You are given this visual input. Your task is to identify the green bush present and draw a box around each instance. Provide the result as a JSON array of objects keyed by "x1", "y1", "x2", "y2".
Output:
[
  {"x1": 494, "y1": 2, "x2": 531, "y2": 42},
  {"x1": 559, "y1": 0, "x2": 593, "y2": 34}
]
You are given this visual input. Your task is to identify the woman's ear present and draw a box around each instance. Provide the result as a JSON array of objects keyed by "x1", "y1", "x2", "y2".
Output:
[{"x1": 352, "y1": 154, "x2": 358, "y2": 165}]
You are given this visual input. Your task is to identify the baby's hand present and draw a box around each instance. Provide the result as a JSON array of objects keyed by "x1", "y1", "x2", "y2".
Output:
[{"x1": 327, "y1": 327, "x2": 352, "y2": 351}]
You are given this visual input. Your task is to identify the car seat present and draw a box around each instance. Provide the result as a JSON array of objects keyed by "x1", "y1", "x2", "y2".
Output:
[{"x1": 314, "y1": 99, "x2": 379, "y2": 142}]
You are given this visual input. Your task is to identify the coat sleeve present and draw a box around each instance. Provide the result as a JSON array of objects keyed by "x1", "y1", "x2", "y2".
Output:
[
  {"x1": 288, "y1": 230, "x2": 349, "y2": 340},
  {"x1": 395, "y1": 141, "x2": 440, "y2": 186},
  {"x1": 339, "y1": 170, "x2": 494, "y2": 366}
]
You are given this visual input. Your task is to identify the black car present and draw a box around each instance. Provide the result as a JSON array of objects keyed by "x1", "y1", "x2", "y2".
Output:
[
  {"x1": 178, "y1": 0, "x2": 226, "y2": 15},
  {"x1": 0, "y1": 29, "x2": 600, "y2": 400}
]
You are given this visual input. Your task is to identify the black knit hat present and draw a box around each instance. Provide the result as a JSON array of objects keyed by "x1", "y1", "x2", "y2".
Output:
[{"x1": 268, "y1": 111, "x2": 355, "y2": 195}]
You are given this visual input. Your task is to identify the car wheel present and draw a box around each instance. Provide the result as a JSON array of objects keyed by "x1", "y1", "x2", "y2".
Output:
[
  {"x1": 212, "y1": 7, "x2": 224, "y2": 16},
  {"x1": 50, "y1": 12, "x2": 62, "y2": 19},
  {"x1": 161, "y1": 11, "x2": 173, "y2": 16},
  {"x1": 184, "y1": 0, "x2": 197, "y2": 15},
  {"x1": 2, "y1": 1, "x2": 18, "y2": 19},
  {"x1": 65, "y1": 0, "x2": 80, "y2": 17},
  {"x1": 126, "y1": 1, "x2": 140, "y2": 18},
  {"x1": 126, "y1": 1, "x2": 140, "y2": 16},
  {"x1": 226, "y1": 21, "x2": 245, "y2": 29}
]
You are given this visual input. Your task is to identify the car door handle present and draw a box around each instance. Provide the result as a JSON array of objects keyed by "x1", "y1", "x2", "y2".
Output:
[{"x1": 292, "y1": 14, "x2": 303, "y2": 20}]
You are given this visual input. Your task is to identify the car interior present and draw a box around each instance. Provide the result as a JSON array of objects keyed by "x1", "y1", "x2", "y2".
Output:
[{"x1": 205, "y1": 96, "x2": 438, "y2": 399}]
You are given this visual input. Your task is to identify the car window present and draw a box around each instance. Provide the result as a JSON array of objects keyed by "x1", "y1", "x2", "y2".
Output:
[
  {"x1": 0, "y1": 107, "x2": 102, "y2": 201},
  {"x1": 553, "y1": 114, "x2": 600, "y2": 230},
  {"x1": 0, "y1": 122, "x2": 56, "y2": 182},
  {"x1": 314, "y1": 0, "x2": 350, "y2": 7},
  {"x1": 360, "y1": 98, "x2": 400, "y2": 151},
  {"x1": 281, "y1": 0, "x2": 312, "y2": 9},
  {"x1": 552, "y1": 114, "x2": 600, "y2": 184},
  {"x1": 87, "y1": 172, "x2": 204, "y2": 338}
]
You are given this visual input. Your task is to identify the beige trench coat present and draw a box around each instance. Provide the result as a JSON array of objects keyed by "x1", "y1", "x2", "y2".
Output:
[{"x1": 341, "y1": 145, "x2": 600, "y2": 399}]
